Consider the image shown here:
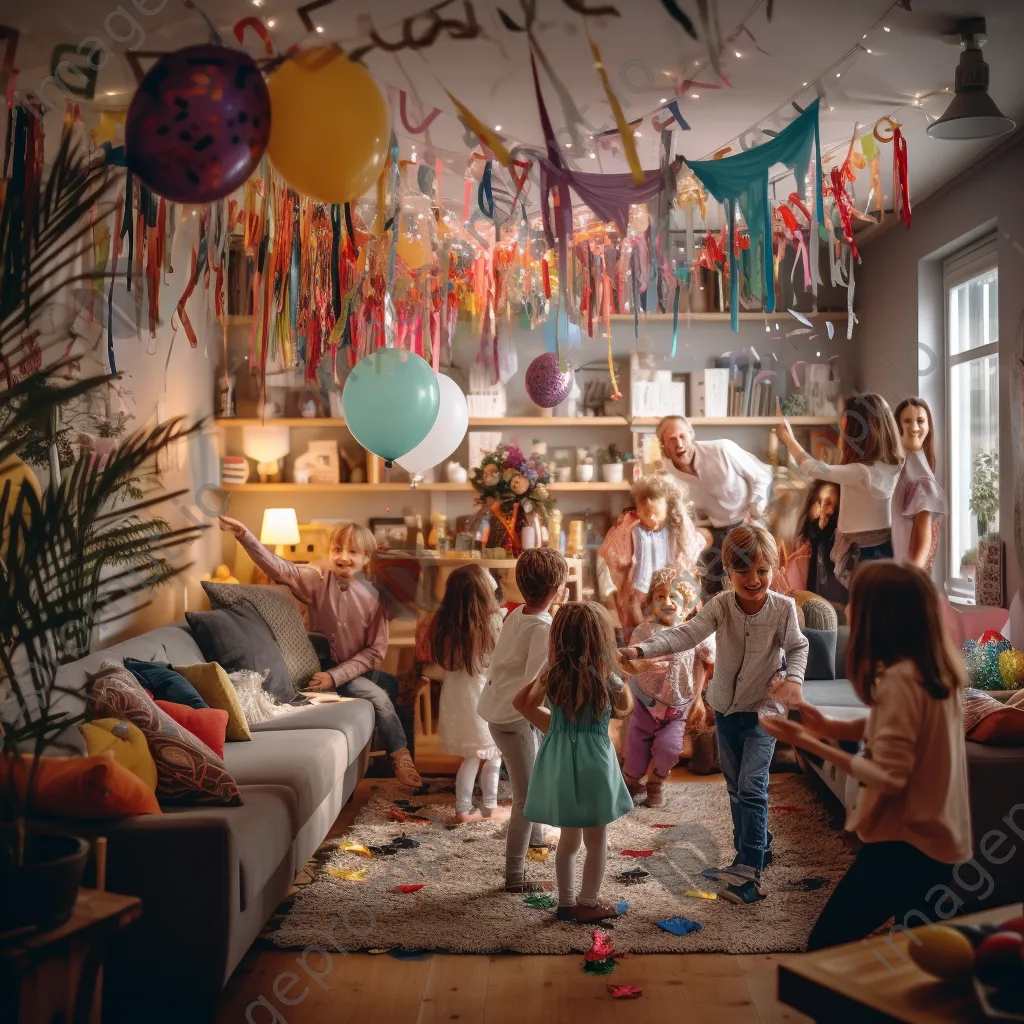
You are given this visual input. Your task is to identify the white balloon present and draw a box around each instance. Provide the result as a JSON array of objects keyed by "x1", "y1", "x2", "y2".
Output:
[{"x1": 396, "y1": 373, "x2": 469, "y2": 474}]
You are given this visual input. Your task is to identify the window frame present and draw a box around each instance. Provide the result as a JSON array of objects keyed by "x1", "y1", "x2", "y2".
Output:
[{"x1": 942, "y1": 237, "x2": 999, "y2": 602}]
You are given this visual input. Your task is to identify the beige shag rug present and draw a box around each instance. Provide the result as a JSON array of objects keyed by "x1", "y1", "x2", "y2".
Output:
[{"x1": 265, "y1": 775, "x2": 852, "y2": 955}]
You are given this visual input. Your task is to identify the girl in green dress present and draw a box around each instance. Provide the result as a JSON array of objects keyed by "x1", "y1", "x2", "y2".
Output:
[{"x1": 513, "y1": 602, "x2": 634, "y2": 923}]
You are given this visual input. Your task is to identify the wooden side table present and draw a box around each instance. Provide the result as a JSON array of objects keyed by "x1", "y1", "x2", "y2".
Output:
[
  {"x1": 777, "y1": 903, "x2": 1023, "y2": 1023},
  {"x1": 0, "y1": 889, "x2": 142, "y2": 1024}
]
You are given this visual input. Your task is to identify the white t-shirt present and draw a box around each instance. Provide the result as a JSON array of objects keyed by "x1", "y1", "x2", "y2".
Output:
[
  {"x1": 476, "y1": 606, "x2": 552, "y2": 726},
  {"x1": 800, "y1": 458, "x2": 902, "y2": 534}
]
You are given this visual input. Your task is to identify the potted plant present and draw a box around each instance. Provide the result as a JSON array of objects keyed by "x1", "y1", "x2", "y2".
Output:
[
  {"x1": 600, "y1": 444, "x2": 625, "y2": 483},
  {"x1": 970, "y1": 450, "x2": 999, "y2": 538},
  {"x1": 961, "y1": 548, "x2": 977, "y2": 582},
  {"x1": 0, "y1": 129, "x2": 206, "y2": 934}
]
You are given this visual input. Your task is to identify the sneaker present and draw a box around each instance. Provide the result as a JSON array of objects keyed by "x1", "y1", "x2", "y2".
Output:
[
  {"x1": 701, "y1": 860, "x2": 746, "y2": 882},
  {"x1": 719, "y1": 879, "x2": 766, "y2": 905}
]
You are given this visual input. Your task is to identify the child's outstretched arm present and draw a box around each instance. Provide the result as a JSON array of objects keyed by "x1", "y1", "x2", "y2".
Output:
[
  {"x1": 219, "y1": 516, "x2": 319, "y2": 604},
  {"x1": 620, "y1": 599, "x2": 721, "y2": 662},
  {"x1": 512, "y1": 678, "x2": 551, "y2": 733}
]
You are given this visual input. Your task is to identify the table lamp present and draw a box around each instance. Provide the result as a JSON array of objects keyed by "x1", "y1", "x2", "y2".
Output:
[
  {"x1": 260, "y1": 508, "x2": 300, "y2": 556},
  {"x1": 242, "y1": 426, "x2": 290, "y2": 483}
]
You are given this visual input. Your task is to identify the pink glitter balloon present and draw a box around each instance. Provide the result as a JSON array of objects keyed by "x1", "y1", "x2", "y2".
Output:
[{"x1": 525, "y1": 352, "x2": 574, "y2": 409}]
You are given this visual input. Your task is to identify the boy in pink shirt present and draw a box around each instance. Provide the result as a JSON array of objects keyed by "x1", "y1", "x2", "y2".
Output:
[{"x1": 220, "y1": 517, "x2": 421, "y2": 787}]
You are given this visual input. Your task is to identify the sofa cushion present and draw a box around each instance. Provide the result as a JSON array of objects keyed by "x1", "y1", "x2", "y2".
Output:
[
  {"x1": 802, "y1": 677, "x2": 865, "y2": 709},
  {"x1": 963, "y1": 688, "x2": 1024, "y2": 745},
  {"x1": 156, "y1": 701, "x2": 229, "y2": 759},
  {"x1": 186, "y1": 604, "x2": 295, "y2": 704},
  {"x1": 222, "y1": 728, "x2": 348, "y2": 828},
  {"x1": 79, "y1": 719, "x2": 158, "y2": 790},
  {"x1": 88, "y1": 663, "x2": 242, "y2": 807},
  {"x1": 802, "y1": 627, "x2": 837, "y2": 681},
  {"x1": 248, "y1": 697, "x2": 375, "y2": 757},
  {"x1": 202, "y1": 581, "x2": 320, "y2": 691},
  {"x1": 124, "y1": 658, "x2": 208, "y2": 709},
  {"x1": 173, "y1": 662, "x2": 252, "y2": 742}
]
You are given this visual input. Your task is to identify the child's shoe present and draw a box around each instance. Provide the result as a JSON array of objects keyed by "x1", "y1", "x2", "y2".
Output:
[
  {"x1": 645, "y1": 775, "x2": 665, "y2": 808},
  {"x1": 391, "y1": 748, "x2": 422, "y2": 788},
  {"x1": 556, "y1": 902, "x2": 621, "y2": 923},
  {"x1": 701, "y1": 859, "x2": 745, "y2": 883},
  {"x1": 719, "y1": 878, "x2": 766, "y2": 905}
]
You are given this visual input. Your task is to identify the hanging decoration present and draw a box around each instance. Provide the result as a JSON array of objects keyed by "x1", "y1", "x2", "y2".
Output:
[
  {"x1": 124, "y1": 45, "x2": 271, "y2": 204},
  {"x1": 687, "y1": 99, "x2": 824, "y2": 331}
]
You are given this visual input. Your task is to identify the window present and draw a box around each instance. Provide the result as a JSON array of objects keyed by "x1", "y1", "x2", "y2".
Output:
[{"x1": 944, "y1": 239, "x2": 999, "y2": 597}]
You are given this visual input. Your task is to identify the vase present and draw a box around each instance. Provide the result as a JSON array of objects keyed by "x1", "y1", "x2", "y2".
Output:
[
  {"x1": 577, "y1": 463, "x2": 594, "y2": 483},
  {"x1": 975, "y1": 537, "x2": 1005, "y2": 607},
  {"x1": 0, "y1": 832, "x2": 89, "y2": 936},
  {"x1": 601, "y1": 463, "x2": 624, "y2": 483}
]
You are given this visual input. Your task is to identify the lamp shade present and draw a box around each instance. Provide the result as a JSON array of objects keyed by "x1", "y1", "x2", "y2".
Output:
[
  {"x1": 242, "y1": 426, "x2": 291, "y2": 463},
  {"x1": 260, "y1": 508, "x2": 300, "y2": 547},
  {"x1": 927, "y1": 40, "x2": 1015, "y2": 141}
]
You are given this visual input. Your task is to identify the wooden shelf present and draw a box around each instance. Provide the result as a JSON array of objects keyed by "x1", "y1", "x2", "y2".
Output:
[
  {"x1": 214, "y1": 415, "x2": 836, "y2": 429},
  {"x1": 607, "y1": 311, "x2": 848, "y2": 322},
  {"x1": 220, "y1": 481, "x2": 632, "y2": 494}
]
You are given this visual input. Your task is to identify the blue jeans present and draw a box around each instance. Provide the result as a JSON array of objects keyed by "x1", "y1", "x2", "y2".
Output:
[
  {"x1": 337, "y1": 670, "x2": 409, "y2": 755},
  {"x1": 715, "y1": 711, "x2": 776, "y2": 875}
]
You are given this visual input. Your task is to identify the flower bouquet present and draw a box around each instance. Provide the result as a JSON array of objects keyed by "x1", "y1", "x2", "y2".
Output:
[{"x1": 470, "y1": 444, "x2": 557, "y2": 554}]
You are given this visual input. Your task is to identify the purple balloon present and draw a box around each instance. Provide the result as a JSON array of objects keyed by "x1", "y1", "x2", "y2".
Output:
[
  {"x1": 125, "y1": 45, "x2": 270, "y2": 204},
  {"x1": 525, "y1": 351, "x2": 574, "y2": 409}
]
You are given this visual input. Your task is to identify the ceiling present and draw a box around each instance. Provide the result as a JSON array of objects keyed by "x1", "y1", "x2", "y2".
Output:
[{"x1": 11, "y1": 0, "x2": 1024, "y2": 215}]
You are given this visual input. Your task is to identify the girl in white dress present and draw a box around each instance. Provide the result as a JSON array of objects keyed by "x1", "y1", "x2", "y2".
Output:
[
  {"x1": 427, "y1": 564, "x2": 509, "y2": 823},
  {"x1": 891, "y1": 398, "x2": 946, "y2": 568}
]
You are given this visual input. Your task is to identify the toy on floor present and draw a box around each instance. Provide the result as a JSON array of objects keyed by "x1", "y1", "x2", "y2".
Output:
[{"x1": 962, "y1": 632, "x2": 1024, "y2": 690}]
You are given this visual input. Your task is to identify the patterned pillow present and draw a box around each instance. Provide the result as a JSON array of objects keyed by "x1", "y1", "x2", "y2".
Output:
[
  {"x1": 202, "y1": 581, "x2": 319, "y2": 690},
  {"x1": 87, "y1": 662, "x2": 242, "y2": 806}
]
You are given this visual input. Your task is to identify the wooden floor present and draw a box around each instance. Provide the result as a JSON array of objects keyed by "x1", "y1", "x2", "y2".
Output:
[{"x1": 216, "y1": 767, "x2": 813, "y2": 1024}]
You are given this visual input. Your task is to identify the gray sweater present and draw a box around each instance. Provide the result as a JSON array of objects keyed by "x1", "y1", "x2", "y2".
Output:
[{"x1": 635, "y1": 590, "x2": 808, "y2": 715}]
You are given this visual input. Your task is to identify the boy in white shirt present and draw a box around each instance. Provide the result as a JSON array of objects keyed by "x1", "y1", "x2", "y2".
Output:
[{"x1": 478, "y1": 548, "x2": 568, "y2": 892}]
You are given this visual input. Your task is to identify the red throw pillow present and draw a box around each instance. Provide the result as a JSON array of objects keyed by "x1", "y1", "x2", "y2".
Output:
[
  {"x1": 155, "y1": 701, "x2": 229, "y2": 759},
  {"x1": 0, "y1": 755, "x2": 161, "y2": 818},
  {"x1": 968, "y1": 704, "x2": 1024, "y2": 745}
]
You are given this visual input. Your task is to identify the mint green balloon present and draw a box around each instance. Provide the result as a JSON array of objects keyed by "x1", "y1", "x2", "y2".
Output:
[{"x1": 342, "y1": 349, "x2": 439, "y2": 466}]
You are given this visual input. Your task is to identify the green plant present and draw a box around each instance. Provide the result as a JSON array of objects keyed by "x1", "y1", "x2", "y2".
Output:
[
  {"x1": 961, "y1": 548, "x2": 977, "y2": 566},
  {"x1": 969, "y1": 450, "x2": 999, "y2": 536},
  {"x1": 601, "y1": 443, "x2": 624, "y2": 464},
  {"x1": 0, "y1": 131, "x2": 207, "y2": 869},
  {"x1": 782, "y1": 393, "x2": 807, "y2": 417}
]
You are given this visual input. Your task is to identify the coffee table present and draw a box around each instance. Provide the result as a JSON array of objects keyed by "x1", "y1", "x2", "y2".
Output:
[{"x1": 778, "y1": 904, "x2": 1023, "y2": 1023}]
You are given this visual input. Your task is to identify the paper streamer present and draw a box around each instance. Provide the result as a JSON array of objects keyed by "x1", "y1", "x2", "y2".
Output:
[
  {"x1": 444, "y1": 89, "x2": 512, "y2": 167},
  {"x1": 588, "y1": 35, "x2": 644, "y2": 187}
]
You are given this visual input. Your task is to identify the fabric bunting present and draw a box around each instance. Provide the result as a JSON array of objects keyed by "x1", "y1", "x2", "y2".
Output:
[{"x1": 687, "y1": 99, "x2": 824, "y2": 331}]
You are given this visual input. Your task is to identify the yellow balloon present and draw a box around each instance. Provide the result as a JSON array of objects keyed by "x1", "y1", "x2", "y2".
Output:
[
  {"x1": 267, "y1": 47, "x2": 390, "y2": 204},
  {"x1": 397, "y1": 229, "x2": 429, "y2": 271}
]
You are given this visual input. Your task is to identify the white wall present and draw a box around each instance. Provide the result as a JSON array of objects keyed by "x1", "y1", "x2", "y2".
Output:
[{"x1": 856, "y1": 135, "x2": 1024, "y2": 631}]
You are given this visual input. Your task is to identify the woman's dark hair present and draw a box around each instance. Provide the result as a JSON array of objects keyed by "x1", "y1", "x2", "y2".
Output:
[
  {"x1": 839, "y1": 393, "x2": 904, "y2": 467},
  {"x1": 429, "y1": 564, "x2": 499, "y2": 674},
  {"x1": 893, "y1": 396, "x2": 936, "y2": 472},
  {"x1": 798, "y1": 481, "x2": 840, "y2": 542},
  {"x1": 845, "y1": 561, "x2": 964, "y2": 705}
]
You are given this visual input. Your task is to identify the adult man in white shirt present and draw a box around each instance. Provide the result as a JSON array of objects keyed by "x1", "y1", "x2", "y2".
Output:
[{"x1": 657, "y1": 415, "x2": 774, "y2": 596}]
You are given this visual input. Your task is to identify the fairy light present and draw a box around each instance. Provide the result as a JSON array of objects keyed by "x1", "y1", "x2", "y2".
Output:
[
  {"x1": 565, "y1": 141, "x2": 572, "y2": 147},
  {"x1": 191, "y1": 209, "x2": 197, "y2": 217},
  {"x1": 589, "y1": 152, "x2": 596, "y2": 159},
  {"x1": 660, "y1": 97, "x2": 668, "y2": 104},
  {"x1": 316, "y1": 25, "x2": 324, "y2": 32},
  {"x1": 734, "y1": 51, "x2": 743, "y2": 58},
  {"x1": 866, "y1": 48, "x2": 872, "y2": 53},
  {"x1": 883, "y1": 25, "x2": 890, "y2": 31},
  {"x1": 691, "y1": 93, "x2": 699, "y2": 99},
  {"x1": 634, "y1": 130, "x2": 642, "y2": 138},
  {"x1": 816, "y1": 351, "x2": 821, "y2": 357},
  {"x1": 494, "y1": 124, "x2": 502, "y2": 131},
  {"x1": 267, "y1": 18, "x2": 275, "y2": 26},
  {"x1": 802, "y1": 81, "x2": 808, "y2": 87},
  {"x1": 252, "y1": 0, "x2": 261, "y2": 4},
  {"x1": 835, "y1": 72, "x2": 841, "y2": 78},
  {"x1": 105, "y1": 90, "x2": 117, "y2": 96}
]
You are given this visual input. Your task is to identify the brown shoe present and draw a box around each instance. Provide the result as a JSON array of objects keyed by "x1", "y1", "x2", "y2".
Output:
[
  {"x1": 646, "y1": 776, "x2": 665, "y2": 808},
  {"x1": 567, "y1": 902, "x2": 622, "y2": 923},
  {"x1": 390, "y1": 748, "x2": 422, "y2": 788},
  {"x1": 623, "y1": 773, "x2": 646, "y2": 799}
]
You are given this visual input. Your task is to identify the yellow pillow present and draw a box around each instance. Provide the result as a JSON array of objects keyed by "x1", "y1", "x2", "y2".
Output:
[
  {"x1": 172, "y1": 662, "x2": 252, "y2": 741},
  {"x1": 80, "y1": 718, "x2": 158, "y2": 791}
]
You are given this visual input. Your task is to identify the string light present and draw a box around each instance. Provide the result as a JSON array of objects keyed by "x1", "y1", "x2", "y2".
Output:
[
  {"x1": 660, "y1": 97, "x2": 668, "y2": 103},
  {"x1": 316, "y1": 25, "x2": 324, "y2": 33},
  {"x1": 866, "y1": 48, "x2": 872, "y2": 53},
  {"x1": 589, "y1": 152, "x2": 596, "y2": 159},
  {"x1": 494, "y1": 124, "x2": 502, "y2": 131},
  {"x1": 883, "y1": 25, "x2": 890, "y2": 31},
  {"x1": 691, "y1": 93, "x2": 699, "y2": 99},
  {"x1": 267, "y1": 18, "x2": 275, "y2": 26},
  {"x1": 734, "y1": 51, "x2": 743, "y2": 58}
]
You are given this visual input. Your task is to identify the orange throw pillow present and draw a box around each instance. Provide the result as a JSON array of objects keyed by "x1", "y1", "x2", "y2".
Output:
[
  {"x1": 154, "y1": 701, "x2": 229, "y2": 759},
  {"x1": 0, "y1": 755, "x2": 161, "y2": 818}
]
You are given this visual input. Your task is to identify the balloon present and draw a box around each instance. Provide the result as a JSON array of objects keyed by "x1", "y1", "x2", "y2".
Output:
[
  {"x1": 525, "y1": 351, "x2": 574, "y2": 409},
  {"x1": 125, "y1": 45, "x2": 270, "y2": 203},
  {"x1": 397, "y1": 191, "x2": 433, "y2": 272},
  {"x1": 342, "y1": 349, "x2": 439, "y2": 466},
  {"x1": 267, "y1": 47, "x2": 389, "y2": 204},
  {"x1": 397, "y1": 373, "x2": 469, "y2": 473}
]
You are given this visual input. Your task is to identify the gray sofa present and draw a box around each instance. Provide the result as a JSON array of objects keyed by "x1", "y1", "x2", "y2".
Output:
[
  {"x1": 51, "y1": 623, "x2": 375, "y2": 1021},
  {"x1": 800, "y1": 626, "x2": 1024, "y2": 911}
]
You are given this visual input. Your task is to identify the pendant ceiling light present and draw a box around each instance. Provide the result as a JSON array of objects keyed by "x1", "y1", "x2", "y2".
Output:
[{"x1": 928, "y1": 18, "x2": 1015, "y2": 141}]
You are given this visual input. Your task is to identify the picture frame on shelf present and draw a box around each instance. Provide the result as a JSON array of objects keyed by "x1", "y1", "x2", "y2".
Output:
[{"x1": 370, "y1": 518, "x2": 409, "y2": 550}]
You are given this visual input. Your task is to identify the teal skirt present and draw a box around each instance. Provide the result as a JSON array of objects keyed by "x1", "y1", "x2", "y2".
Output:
[{"x1": 523, "y1": 707, "x2": 634, "y2": 828}]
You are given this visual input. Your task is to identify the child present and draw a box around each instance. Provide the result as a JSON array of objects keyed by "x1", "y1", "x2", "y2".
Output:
[
  {"x1": 760, "y1": 562, "x2": 970, "y2": 950},
  {"x1": 620, "y1": 523, "x2": 808, "y2": 905},
  {"x1": 891, "y1": 396, "x2": 945, "y2": 568},
  {"x1": 477, "y1": 548, "x2": 568, "y2": 892},
  {"x1": 427, "y1": 564, "x2": 508, "y2": 823},
  {"x1": 777, "y1": 392, "x2": 903, "y2": 587},
  {"x1": 599, "y1": 474, "x2": 704, "y2": 639},
  {"x1": 515, "y1": 602, "x2": 634, "y2": 923},
  {"x1": 219, "y1": 516, "x2": 421, "y2": 787},
  {"x1": 623, "y1": 568, "x2": 715, "y2": 807}
]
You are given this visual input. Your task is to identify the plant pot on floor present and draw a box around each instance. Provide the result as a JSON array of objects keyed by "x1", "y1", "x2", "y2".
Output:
[{"x1": 0, "y1": 832, "x2": 90, "y2": 936}]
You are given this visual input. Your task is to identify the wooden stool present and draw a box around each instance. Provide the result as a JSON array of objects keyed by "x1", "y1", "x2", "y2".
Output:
[{"x1": 413, "y1": 676, "x2": 434, "y2": 737}]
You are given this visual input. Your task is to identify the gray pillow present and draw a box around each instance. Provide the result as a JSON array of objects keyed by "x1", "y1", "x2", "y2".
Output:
[
  {"x1": 201, "y1": 581, "x2": 319, "y2": 690},
  {"x1": 801, "y1": 626, "x2": 837, "y2": 681},
  {"x1": 186, "y1": 603, "x2": 297, "y2": 704}
]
